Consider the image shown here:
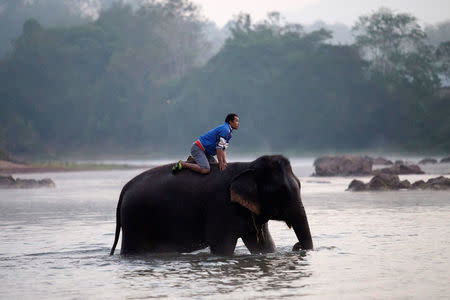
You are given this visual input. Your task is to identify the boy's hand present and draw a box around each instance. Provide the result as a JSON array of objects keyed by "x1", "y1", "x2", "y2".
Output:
[{"x1": 219, "y1": 160, "x2": 227, "y2": 171}]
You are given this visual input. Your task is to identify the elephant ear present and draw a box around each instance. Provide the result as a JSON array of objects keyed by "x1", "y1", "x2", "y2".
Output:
[{"x1": 230, "y1": 170, "x2": 260, "y2": 215}]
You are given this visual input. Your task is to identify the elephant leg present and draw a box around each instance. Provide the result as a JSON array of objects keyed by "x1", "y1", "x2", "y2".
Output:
[
  {"x1": 209, "y1": 234, "x2": 238, "y2": 256},
  {"x1": 242, "y1": 223, "x2": 276, "y2": 254}
]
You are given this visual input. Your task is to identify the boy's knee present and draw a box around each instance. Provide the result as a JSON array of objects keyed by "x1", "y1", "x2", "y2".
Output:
[{"x1": 200, "y1": 168, "x2": 210, "y2": 174}]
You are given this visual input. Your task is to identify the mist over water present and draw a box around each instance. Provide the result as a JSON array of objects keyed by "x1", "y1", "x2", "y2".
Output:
[{"x1": 1, "y1": 158, "x2": 449, "y2": 299}]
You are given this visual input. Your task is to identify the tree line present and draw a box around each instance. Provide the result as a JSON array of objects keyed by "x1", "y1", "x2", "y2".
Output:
[{"x1": 0, "y1": 1, "x2": 449, "y2": 157}]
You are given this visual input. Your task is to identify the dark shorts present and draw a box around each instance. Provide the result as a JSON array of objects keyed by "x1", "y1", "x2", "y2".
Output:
[{"x1": 191, "y1": 143, "x2": 216, "y2": 170}]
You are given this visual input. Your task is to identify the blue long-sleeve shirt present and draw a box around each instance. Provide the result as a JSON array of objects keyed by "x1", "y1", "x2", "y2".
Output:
[{"x1": 198, "y1": 122, "x2": 232, "y2": 156}]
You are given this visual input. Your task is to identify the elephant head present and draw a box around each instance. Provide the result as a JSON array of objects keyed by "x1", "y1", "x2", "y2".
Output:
[{"x1": 230, "y1": 155, "x2": 313, "y2": 250}]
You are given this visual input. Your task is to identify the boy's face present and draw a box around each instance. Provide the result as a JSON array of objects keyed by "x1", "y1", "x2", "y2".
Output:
[{"x1": 229, "y1": 116, "x2": 239, "y2": 130}]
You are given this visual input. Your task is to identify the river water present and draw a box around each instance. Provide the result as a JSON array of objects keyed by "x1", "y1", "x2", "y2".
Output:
[{"x1": 1, "y1": 157, "x2": 449, "y2": 299}]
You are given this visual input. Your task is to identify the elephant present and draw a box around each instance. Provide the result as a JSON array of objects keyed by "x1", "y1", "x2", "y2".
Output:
[{"x1": 110, "y1": 155, "x2": 313, "y2": 256}]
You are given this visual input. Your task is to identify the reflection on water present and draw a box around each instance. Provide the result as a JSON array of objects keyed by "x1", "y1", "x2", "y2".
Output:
[
  {"x1": 119, "y1": 251, "x2": 311, "y2": 298},
  {"x1": 1, "y1": 159, "x2": 450, "y2": 299}
]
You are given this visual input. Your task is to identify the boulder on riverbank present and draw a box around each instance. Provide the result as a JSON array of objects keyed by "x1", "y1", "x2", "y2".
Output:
[
  {"x1": 313, "y1": 155, "x2": 373, "y2": 176},
  {"x1": 347, "y1": 175, "x2": 450, "y2": 191},
  {"x1": 0, "y1": 175, "x2": 55, "y2": 189}
]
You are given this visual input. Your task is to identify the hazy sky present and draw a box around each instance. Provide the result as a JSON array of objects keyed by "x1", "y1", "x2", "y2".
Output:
[{"x1": 192, "y1": 0, "x2": 450, "y2": 26}]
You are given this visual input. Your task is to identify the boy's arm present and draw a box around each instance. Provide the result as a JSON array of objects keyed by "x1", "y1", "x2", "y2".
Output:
[{"x1": 216, "y1": 148, "x2": 227, "y2": 171}]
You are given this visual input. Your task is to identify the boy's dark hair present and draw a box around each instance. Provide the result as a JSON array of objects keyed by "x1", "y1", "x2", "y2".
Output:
[{"x1": 225, "y1": 113, "x2": 238, "y2": 123}]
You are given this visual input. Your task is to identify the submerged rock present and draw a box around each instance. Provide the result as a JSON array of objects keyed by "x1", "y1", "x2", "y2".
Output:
[
  {"x1": 347, "y1": 175, "x2": 450, "y2": 191},
  {"x1": 372, "y1": 157, "x2": 393, "y2": 165},
  {"x1": 418, "y1": 158, "x2": 438, "y2": 164},
  {"x1": 313, "y1": 155, "x2": 373, "y2": 176},
  {"x1": 0, "y1": 175, "x2": 55, "y2": 189},
  {"x1": 412, "y1": 180, "x2": 426, "y2": 189},
  {"x1": 374, "y1": 164, "x2": 424, "y2": 175},
  {"x1": 347, "y1": 179, "x2": 366, "y2": 191},
  {"x1": 399, "y1": 180, "x2": 412, "y2": 189},
  {"x1": 367, "y1": 173, "x2": 401, "y2": 190},
  {"x1": 0, "y1": 175, "x2": 15, "y2": 185},
  {"x1": 440, "y1": 156, "x2": 450, "y2": 163},
  {"x1": 424, "y1": 176, "x2": 450, "y2": 189}
]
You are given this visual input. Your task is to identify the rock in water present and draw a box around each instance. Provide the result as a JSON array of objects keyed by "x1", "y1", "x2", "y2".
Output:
[
  {"x1": 0, "y1": 175, "x2": 15, "y2": 185},
  {"x1": 0, "y1": 175, "x2": 55, "y2": 189},
  {"x1": 424, "y1": 176, "x2": 450, "y2": 189},
  {"x1": 374, "y1": 164, "x2": 424, "y2": 175},
  {"x1": 418, "y1": 158, "x2": 438, "y2": 164},
  {"x1": 347, "y1": 175, "x2": 450, "y2": 191},
  {"x1": 373, "y1": 157, "x2": 393, "y2": 165},
  {"x1": 347, "y1": 179, "x2": 366, "y2": 191},
  {"x1": 314, "y1": 155, "x2": 373, "y2": 176},
  {"x1": 399, "y1": 180, "x2": 412, "y2": 189},
  {"x1": 440, "y1": 156, "x2": 450, "y2": 163},
  {"x1": 367, "y1": 174, "x2": 401, "y2": 190}
]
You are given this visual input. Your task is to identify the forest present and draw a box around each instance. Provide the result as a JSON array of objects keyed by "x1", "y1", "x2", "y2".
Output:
[{"x1": 0, "y1": 0, "x2": 449, "y2": 158}]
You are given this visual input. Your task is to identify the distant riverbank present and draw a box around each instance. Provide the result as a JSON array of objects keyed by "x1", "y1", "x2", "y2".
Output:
[{"x1": 0, "y1": 160, "x2": 150, "y2": 175}]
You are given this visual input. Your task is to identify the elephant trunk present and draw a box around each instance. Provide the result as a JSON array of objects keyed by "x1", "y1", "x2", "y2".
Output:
[{"x1": 288, "y1": 203, "x2": 313, "y2": 251}]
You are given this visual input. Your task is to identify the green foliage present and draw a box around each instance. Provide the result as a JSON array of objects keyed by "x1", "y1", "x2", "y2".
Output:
[
  {"x1": 0, "y1": 0, "x2": 88, "y2": 57},
  {"x1": 353, "y1": 8, "x2": 440, "y2": 93},
  {"x1": 0, "y1": 0, "x2": 208, "y2": 155},
  {"x1": 436, "y1": 41, "x2": 450, "y2": 80},
  {"x1": 168, "y1": 12, "x2": 448, "y2": 152},
  {"x1": 169, "y1": 16, "x2": 391, "y2": 150},
  {"x1": 0, "y1": 5, "x2": 449, "y2": 156}
]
